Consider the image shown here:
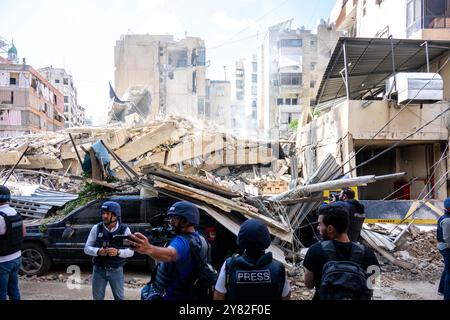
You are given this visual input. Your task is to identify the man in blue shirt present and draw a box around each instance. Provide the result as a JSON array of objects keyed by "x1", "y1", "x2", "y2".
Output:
[{"x1": 130, "y1": 201, "x2": 209, "y2": 300}]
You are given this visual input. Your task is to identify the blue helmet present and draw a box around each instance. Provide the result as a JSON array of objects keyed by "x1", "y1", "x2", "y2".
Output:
[
  {"x1": 100, "y1": 201, "x2": 121, "y2": 218},
  {"x1": 237, "y1": 219, "x2": 271, "y2": 251},
  {"x1": 444, "y1": 197, "x2": 450, "y2": 212},
  {"x1": 0, "y1": 185, "x2": 11, "y2": 202},
  {"x1": 168, "y1": 201, "x2": 200, "y2": 225}
]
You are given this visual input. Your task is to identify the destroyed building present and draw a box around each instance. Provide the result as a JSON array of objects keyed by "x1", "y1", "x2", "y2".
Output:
[
  {"x1": 114, "y1": 34, "x2": 206, "y2": 121},
  {"x1": 298, "y1": 37, "x2": 450, "y2": 201}
]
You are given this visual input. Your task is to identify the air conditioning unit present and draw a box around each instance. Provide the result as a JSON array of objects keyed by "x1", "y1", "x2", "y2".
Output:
[{"x1": 385, "y1": 72, "x2": 443, "y2": 104}]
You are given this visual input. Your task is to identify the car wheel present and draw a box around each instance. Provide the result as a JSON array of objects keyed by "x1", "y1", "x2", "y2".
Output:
[{"x1": 20, "y1": 242, "x2": 52, "y2": 276}]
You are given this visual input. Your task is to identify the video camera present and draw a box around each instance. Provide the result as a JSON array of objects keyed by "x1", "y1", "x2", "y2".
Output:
[{"x1": 149, "y1": 225, "x2": 175, "y2": 238}]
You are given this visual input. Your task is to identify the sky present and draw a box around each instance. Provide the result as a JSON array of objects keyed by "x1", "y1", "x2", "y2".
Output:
[{"x1": 0, "y1": 0, "x2": 335, "y2": 125}]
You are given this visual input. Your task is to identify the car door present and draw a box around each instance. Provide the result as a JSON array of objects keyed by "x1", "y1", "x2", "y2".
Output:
[{"x1": 56, "y1": 200, "x2": 103, "y2": 262}]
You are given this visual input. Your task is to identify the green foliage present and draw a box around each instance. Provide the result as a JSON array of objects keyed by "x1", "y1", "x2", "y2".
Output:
[
  {"x1": 38, "y1": 182, "x2": 112, "y2": 233},
  {"x1": 288, "y1": 119, "x2": 299, "y2": 131}
]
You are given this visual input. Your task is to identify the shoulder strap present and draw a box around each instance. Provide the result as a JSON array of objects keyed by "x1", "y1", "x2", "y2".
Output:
[
  {"x1": 349, "y1": 242, "x2": 365, "y2": 264},
  {"x1": 118, "y1": 223, "x2": 127, "y2": 234},
  {"x1": 320, "y1": 240, "x2": 338, "y2": 261},
  {"x1": 225, "y1": 254, "x2": 239, "y2": 291},
  {"x1": 96, "y1": 222, "x2": 103, "y2": 234},
  {"x1": 0, "y1": 211, "x2": 6, "y2": 218}
]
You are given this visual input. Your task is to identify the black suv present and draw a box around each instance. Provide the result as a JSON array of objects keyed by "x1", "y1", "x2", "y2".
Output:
[{"x1": 21, "y1": 195, "x2": 237, "y2": 276}]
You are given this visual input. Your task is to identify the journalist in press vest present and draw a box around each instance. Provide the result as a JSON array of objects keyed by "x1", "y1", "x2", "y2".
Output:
[
  {"x1": 214, "y1": 219, "x2": 290, "y2": 300},
  {"x1": 303, "y1": 205, "x2": 379, "y2": 300},
  {"x1": 129, "y1": 201, "x2": 213, "y2": 300},
  {"x1": 0, "y1": 185, "x2": 25, "y2": 300},
  {"x1": 84, "y1": 201, "x2": 134, "y2": 300},
  {"x1": 437, "y1": 197, "x2": 450, "y2": 300}
]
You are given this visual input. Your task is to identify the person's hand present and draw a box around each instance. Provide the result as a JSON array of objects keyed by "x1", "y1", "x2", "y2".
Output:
[
  {"x1": 128, "y1": 232, "x2": 152, "y2": 255},
  {"x1": 107, "y1": 248, "x2": 119, "y2": 257},
  {"x1": 98, "y1": 248, "x2": 108, "y2": 256}
]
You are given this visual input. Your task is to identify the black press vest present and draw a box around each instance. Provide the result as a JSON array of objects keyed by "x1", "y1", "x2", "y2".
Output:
[
  {"x1": 0, "y1": 211, "x2": 23, "y2": 257},
  {"x1": 92, "y1": 223, "x2": 127, "y2": 268},
  {"x1": 225, "y1": 252, "x2": 285, "y2": 300},
  {"x1": 437, "y1": 213, "x2": 450, "y2": 243}
]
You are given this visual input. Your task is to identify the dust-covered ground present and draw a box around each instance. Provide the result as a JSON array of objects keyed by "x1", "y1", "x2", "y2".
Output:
[{"x1": 17, "y1": 264, "x2": 443, "y2": 300}]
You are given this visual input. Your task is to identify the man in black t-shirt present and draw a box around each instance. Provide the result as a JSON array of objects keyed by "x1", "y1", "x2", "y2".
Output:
[{"x1": 303, "y1": 205, "x2": 379, "y2": 300}]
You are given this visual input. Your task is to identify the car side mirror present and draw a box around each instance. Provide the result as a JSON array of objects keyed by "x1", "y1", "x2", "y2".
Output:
[{"x1": 62, "y1": 226, "x2": 75, "y2": 239}]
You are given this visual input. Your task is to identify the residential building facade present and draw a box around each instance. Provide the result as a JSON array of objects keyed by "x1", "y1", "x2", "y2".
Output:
[
  {"x1": 204, "y1": 80, "x2": 232, "y2": 128},
  {"x1": 258, "y1": 20, "x2": 340, "y2": 138},
  {"x1": 331, "y1": 0, "x2": 450, "y2": 40},
  {"x1": 114, "y1": 34, "x2": 206, "y2": 120},
  {"x1": 38, "y1": 66, "x2": 85, "y2": 127},
  {"x1": 0, "y1": 63, "x2": 64, "y2": 137}
]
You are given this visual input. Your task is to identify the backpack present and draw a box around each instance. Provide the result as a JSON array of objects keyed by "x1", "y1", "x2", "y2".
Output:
[
  {"x1": 182, "y1": 234, "x2": 218, "y2": 300},
  {"x1": 318, "y1": 240, "x2": 373, "y2": 300}
]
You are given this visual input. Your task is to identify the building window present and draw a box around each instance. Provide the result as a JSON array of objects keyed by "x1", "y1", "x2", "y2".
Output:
[
  {"x1": 64, "y1": 96, "x2": 69, "y2": 103},
  {"x1": 64, "y1": 105, "x2": 68, "y2": 112},
  {"x1": 252, "y1": 109, "x2": 257, "y2": 119},
  {"x1": 63, "y1": 78, "x2": 69, "y2": 85},
  {"x1": 280, "y1": 73, "x2": 301, "y2": 86},
  {"x1": 55, "y1": 79, "x2": 60, "y2": 84},
  {"x1": 9, "y1": 78, "x2": 17, "y2": 85},
  {"x1": 278, "y1": 39, "x2": 302, "y2": 48},
  {"x1": 310, "y1": 63, "x2": 316, "y2": 71},
  {"x1": 285, "y1": 98, "x2": 291, "y2": 105},
  {"x1": 310, "y1": 80, "x2": 316, "y2": 88},
  {"x1": 251, "y1": 86, "x2": 257, "y2": 95},
  {"x1": 237, "y1": 92, "x2": 244, "y2": 100},
  {"x1": 310, "y1": 99, "x2": 316, "y2": 107},
  {"x1": 252, "y1": 74, "x2": 257, "y2": 83},
  {"x1": 310, "y1": 40, "x2": 315, "y2": 46},
  {"x1": 407, "y1": 0, "x2": 422, "y2": 36},
  {"x1": 252, "y1": 62, "x2": 257, "y2": 73},
  {"x1": 236, "y1": 80, "x2": 244, "y2": 88},
  {"x1": 197, "y1": 48, "x2": 206, "y2": 66},
  {"x1": 277, "y1": 98, "x2": 283, "y2": 105},
  {"x1": 198, "y1": 98, "x2": 205, "y2": 116},
  {"x1": 292, "y1": 98, "x2": 298, "y2": 105},
  {"x1": 252, "y1": 100, "x2": 257, "y2": 108},
  {"x1": 423, "y1": 0, "x2": 450, "y2": 29}
]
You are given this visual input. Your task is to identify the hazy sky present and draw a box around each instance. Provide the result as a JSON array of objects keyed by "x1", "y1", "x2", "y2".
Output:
[{"x1": 0, "y1": 0, "x2": 335, "y2": 124}]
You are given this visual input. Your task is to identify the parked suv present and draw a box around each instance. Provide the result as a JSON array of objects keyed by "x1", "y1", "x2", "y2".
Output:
[{"x1": 21, "y1": 195, "x2": 237, "y2": 276}]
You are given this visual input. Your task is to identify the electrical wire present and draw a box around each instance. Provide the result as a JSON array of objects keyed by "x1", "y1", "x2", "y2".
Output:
[{"x1": 333, "y1": 54, "x2": 450, "y2": 178}]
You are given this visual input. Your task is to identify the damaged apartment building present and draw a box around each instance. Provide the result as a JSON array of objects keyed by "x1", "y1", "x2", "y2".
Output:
[
  {"x1": 38, "y1": 66, "x2": 85, "y2": 128},
  {"x1": 297, "y1": 37, "x2": 450, "y2": 201},
  {"x1": 0, "y1": 44, "x2": 64, "y2": 137},
  {"x1": 114, "y1": 34, "x2": 206, "y2": 122},
  {"x1": 257, "y1": 19, "x2": 341, "y2": 138}
]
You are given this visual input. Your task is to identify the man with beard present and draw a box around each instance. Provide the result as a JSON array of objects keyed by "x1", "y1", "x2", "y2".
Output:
[
  {"x1": 84, "y1": 201, "x2": 134, "y2": 300},
  {"x1": 328, "y1": 188, "x2": 366, "y2": 242},
  {"x1": 129, "y1": 201, "x2": 210, "y2": 300},
  {"x1": 303, "y1": 205, "x2": 379, "y2": 300}
]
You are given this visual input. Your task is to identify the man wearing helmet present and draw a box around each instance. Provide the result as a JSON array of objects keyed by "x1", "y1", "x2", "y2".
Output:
[
  {"x1": 84, "y1": 201, "x2": 134, "y2": 300},
  {"x1": 130, "y1": 201, "x2": 209, "y2": 300},
  {"x1": 0, "y1": 185, "x2": 25, "y2": 300},
  {"x1": 213, "y1": 219, "x2": 291, "y2": 300}
]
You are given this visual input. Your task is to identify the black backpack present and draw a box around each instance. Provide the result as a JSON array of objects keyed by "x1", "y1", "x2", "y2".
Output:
[
  {"x1": 182, "y1": 234, "x2": 218, "y2": 300},
  {"x1": 318, "y1": 240, "x2": 373, "y2": 300}
]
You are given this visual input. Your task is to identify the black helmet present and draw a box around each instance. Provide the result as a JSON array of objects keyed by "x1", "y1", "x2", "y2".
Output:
[
  {"x1": 0, "y1": 185, "x2": 11, "y2": 202},
  {"x1": 237, "y1": 219, "x2": 271, "y2": 251},
  {"x1": 167, "y1": 201, "x2": 200, "y2": 225}
]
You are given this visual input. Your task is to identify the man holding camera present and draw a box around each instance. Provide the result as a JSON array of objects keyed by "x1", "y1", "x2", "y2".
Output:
[
  {"x1": 129, "y1": 201, "x2": 210, "y2": 300},
  {"x1": 84, "y1": 201, "x2": 134, "y2": 300}
]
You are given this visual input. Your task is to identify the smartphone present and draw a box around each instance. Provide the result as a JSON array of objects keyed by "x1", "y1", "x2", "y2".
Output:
[{"x1": 111, "y1": 235, "x2": 136, "y2": 248}]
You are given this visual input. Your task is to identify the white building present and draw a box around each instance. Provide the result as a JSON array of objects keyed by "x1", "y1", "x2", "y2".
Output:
[
  {"x1": 38, "y1": 66, "x2": 84, "y2": 127},
  {"x1": 258, "y1": 20, "x2": 340, "y2": 138},
  {"x1": 331, "y1": 0, "x2": 450, "y2": 40}
]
